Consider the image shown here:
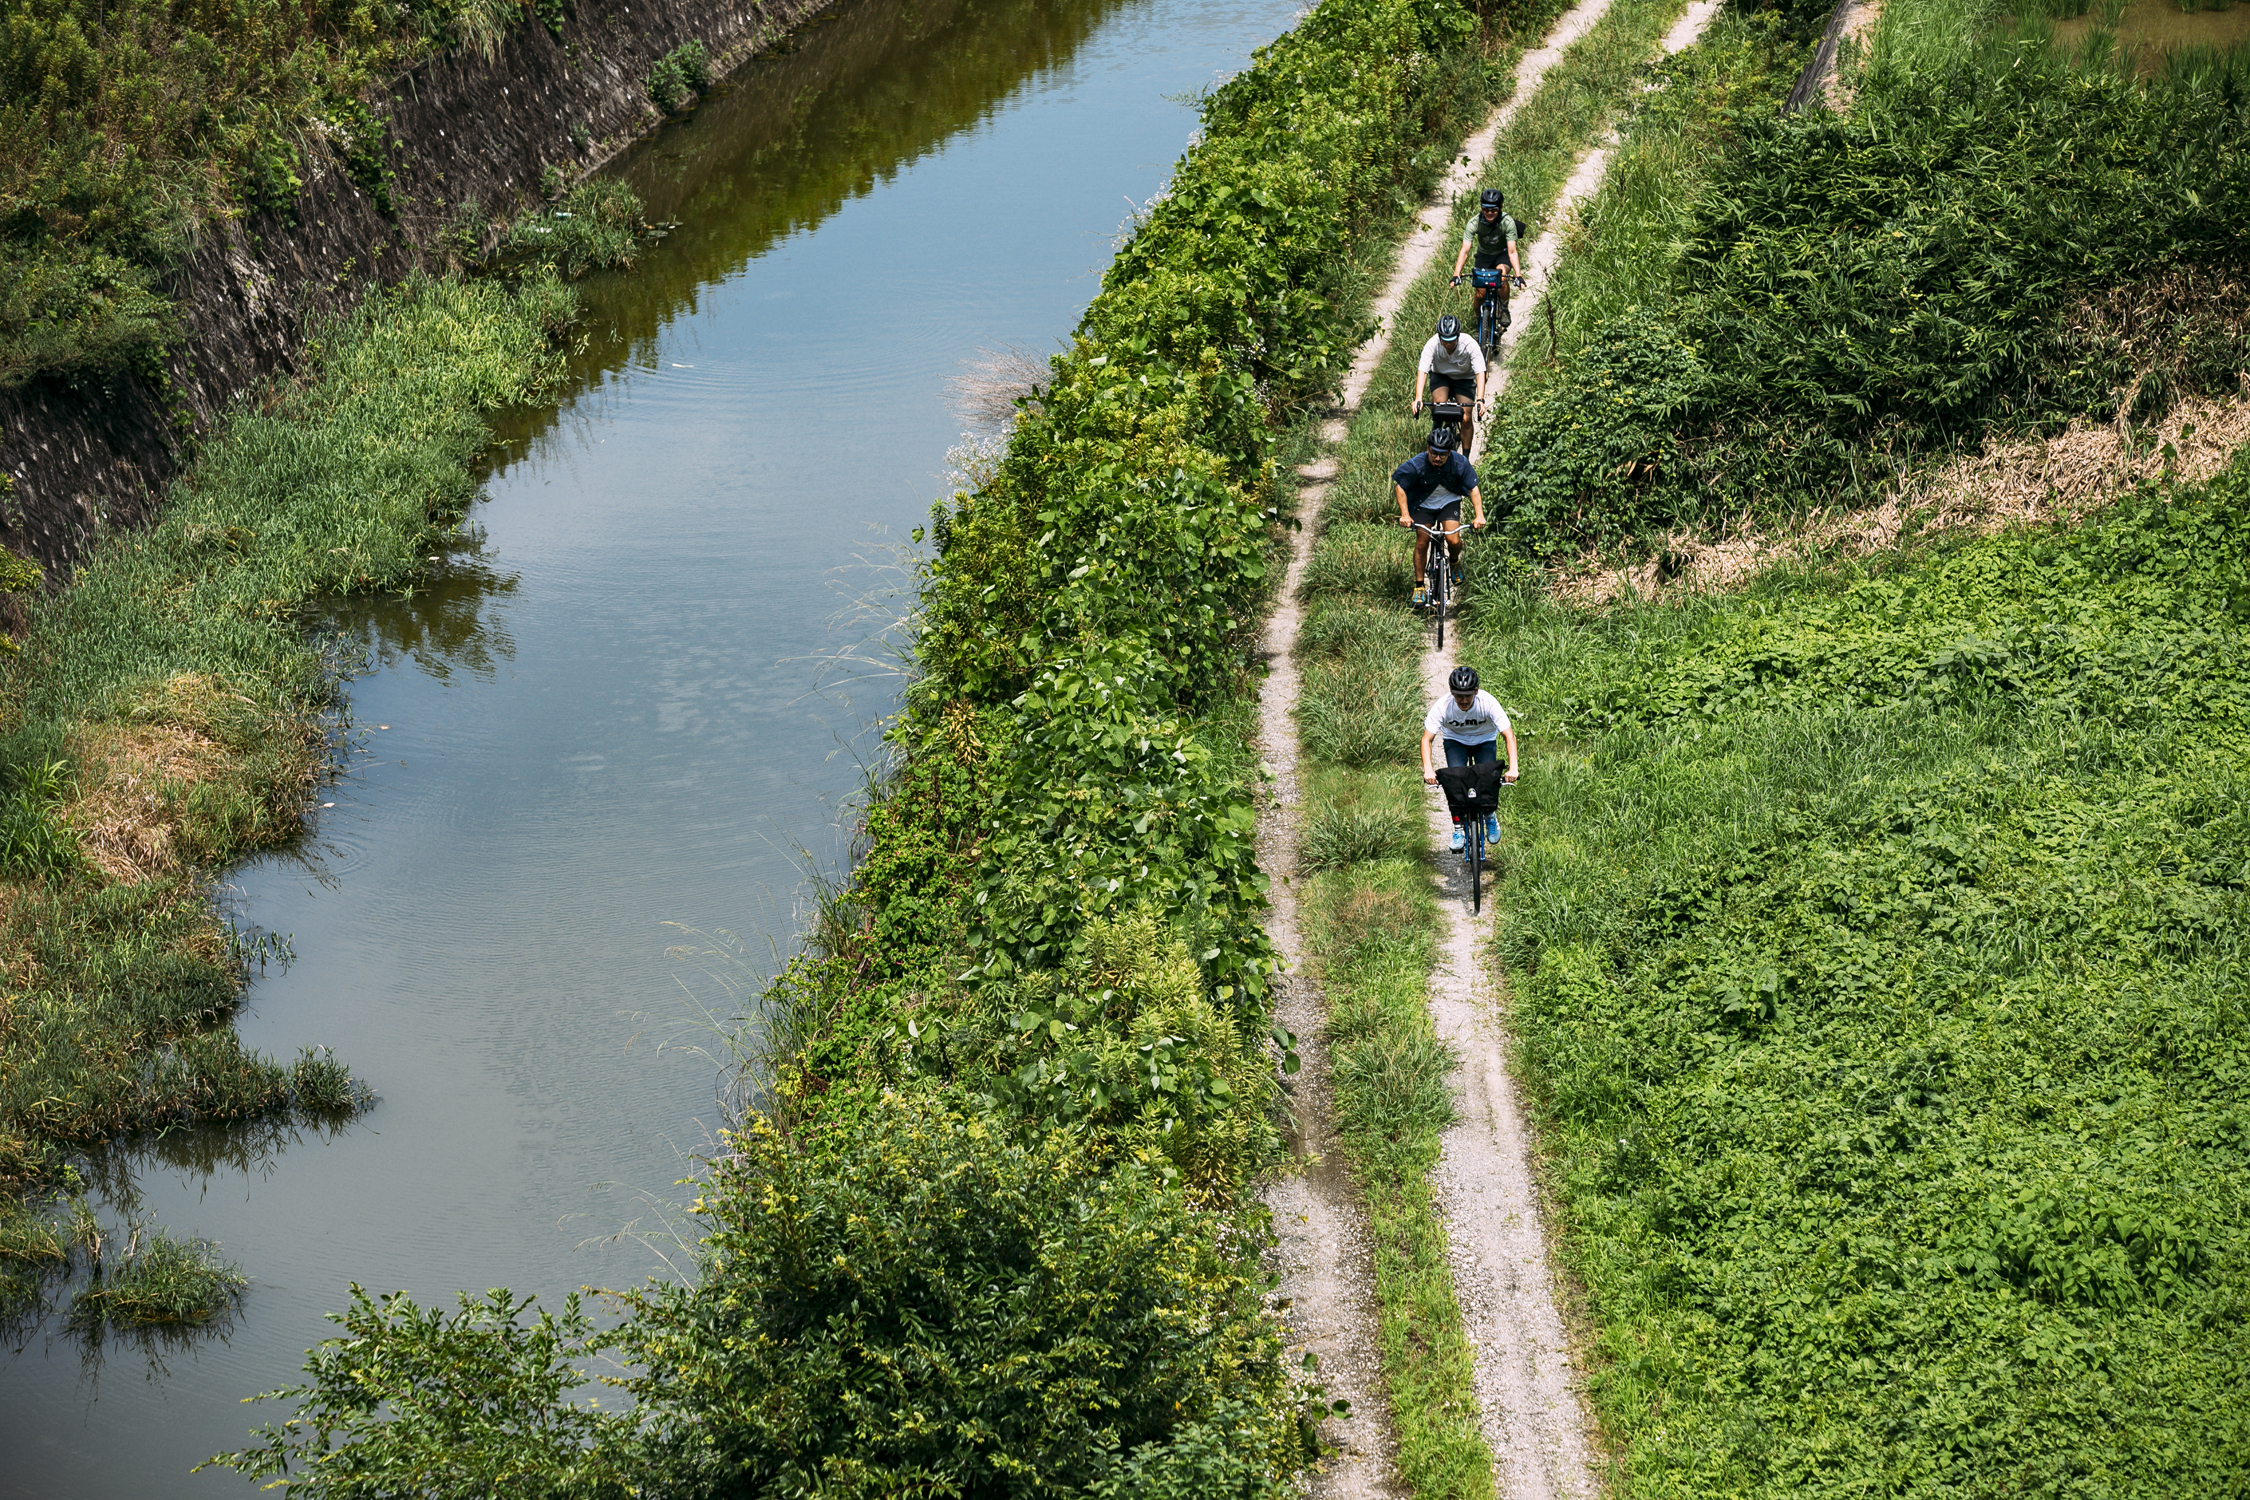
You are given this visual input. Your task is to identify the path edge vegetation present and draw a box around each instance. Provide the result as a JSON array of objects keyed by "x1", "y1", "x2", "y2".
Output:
[{"x1": 1279, "y1": 0, "x2": 1772, "y2": 1491}]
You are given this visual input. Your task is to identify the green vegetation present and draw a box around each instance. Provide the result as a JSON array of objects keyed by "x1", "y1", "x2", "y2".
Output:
[
  {"x1": 0, "y1": 0, "x2": 590, "y2": 387},
  {"x1": 1484, "y1": 2, "x2": 2250, "y2": 552},
  {"x1": 1465, "y1": 463, "x2": 2250, "y2": 1494},
  {"x1": 1446, "y1": 0, "x2": 2250, "y2": 1487},
  {"x1": 646, "y1": 38, "x2": 713, "y2": 114},
  {"x1": 503, "y1": 178, "x2": 645, "y2": 277},
  {"x1": 202, "y1": 0, "x2": 1564, "y2": 1489},
  {"x1": 69, "y1": 1222, "x2": 247, "y2": 1327},
  {"x1": 3, "y1": 1189, "x2": 249, "y2": 1327},
  {"x1": 0, "y1": 273, "x2": 570, "y2": 1201}
]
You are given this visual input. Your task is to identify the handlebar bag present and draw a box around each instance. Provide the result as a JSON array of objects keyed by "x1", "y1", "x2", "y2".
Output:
[
  {"x1": 1470, "y1": 266, "x2": 1506, "y2": 290},
  {"x1": 1434, "y1": 760, "x2": 1505, "y2": 821}
]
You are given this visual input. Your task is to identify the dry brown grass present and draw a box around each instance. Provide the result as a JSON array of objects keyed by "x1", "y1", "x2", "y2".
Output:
[
  {"x1": 1554, "y1": 384, "x2": 2250, "y2": 606},
  {"x1": 54, "y1": 672, "x2": 285, "y2": 884},
  {"x1": 946, "y1": 345, "x2": 1053, "y2": 432}
]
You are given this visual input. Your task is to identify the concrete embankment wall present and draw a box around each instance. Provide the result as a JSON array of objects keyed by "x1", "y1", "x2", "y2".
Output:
[{"x1": 0, "y1": 0, "x2": 834, "y2": 580}]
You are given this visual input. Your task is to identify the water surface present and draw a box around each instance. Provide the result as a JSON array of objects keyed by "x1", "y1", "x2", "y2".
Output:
[{"x1": 0, "y1": 0, "x2": 1302, "y2": 1489}]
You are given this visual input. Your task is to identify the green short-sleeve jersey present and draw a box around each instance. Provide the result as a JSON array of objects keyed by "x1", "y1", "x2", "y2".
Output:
[{"x1": 1463, "y1": 211, "x2": 1521, "y2": 263}]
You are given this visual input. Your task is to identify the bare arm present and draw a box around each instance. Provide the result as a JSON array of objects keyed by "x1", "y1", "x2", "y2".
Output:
[
  {"x1": 1412, "y1": 366, "x2": 1427, "y2": 411},
  {"x1": 1422, "y1": 729, "x2": 1440, "y2": 782},
  {"x1": 1502, "y1": 725, "x2": 1519, "y2": 780},
  {"x1": 1451, "y1": 240, "x2": 1470, "y2": 279},
  {"x1": 1469, "y1": 483, "x2": 1485, "y2": 529},
  {"x1": 1396, "y1": 482, "x2": 1413, "y2": 527}
]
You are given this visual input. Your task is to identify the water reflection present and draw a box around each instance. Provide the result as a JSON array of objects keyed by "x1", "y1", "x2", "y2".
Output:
[{"x1": 489, "y1": 0, "x2": 1131, "y2": 465}]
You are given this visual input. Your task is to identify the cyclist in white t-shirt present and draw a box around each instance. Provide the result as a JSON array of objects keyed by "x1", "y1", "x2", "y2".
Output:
[
  {"x1": 1411, "y1": 314, "x2": 1487, "y2": 453},
  {"x1": 1420, "y1": 663, "x2": 1519, "y2": 852}
]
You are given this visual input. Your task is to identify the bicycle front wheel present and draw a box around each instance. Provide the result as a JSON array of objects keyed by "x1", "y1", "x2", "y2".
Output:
[
  {"x1": 1432, "y1": 546, "x2": 1448, "y2": 649},
  {"x1": 1469, "y1": 821, "x2": 1483, "y2": 913}
]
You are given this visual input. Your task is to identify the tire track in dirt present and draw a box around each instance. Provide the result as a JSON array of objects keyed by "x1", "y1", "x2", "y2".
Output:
[
  {"x1": 1257, "y1": 1, "x2": 1627, "y2": 1491},
  {"x1": 1419, "y1": 6, "x2": 1718, "y2": 1496}
]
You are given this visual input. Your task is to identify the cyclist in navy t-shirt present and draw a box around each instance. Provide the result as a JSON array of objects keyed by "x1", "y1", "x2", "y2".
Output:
[{"x1": 1393, "y1": 425, "x2": 1485, "y2": 607}]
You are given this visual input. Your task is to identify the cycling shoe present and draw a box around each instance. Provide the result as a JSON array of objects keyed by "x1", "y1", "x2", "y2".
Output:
[
  {"x1": 1449, "y1": 824, "x2": 1464, "y2": 852},
  {"x1": 1484, "y1": 814, "x2": 1499, "y2": 843}
]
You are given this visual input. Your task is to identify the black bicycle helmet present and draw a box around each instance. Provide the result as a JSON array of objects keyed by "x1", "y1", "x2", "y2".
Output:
[
  {"x1": 1480, "y1": 188, "x2": 1503, "y2": 210},
  {"x1": 1448, "y1": 665, "x2": 1480, "y2": 694},
  {"x1": 1437, "y1": 313, "x2": 1461, "y2": 340},
  {"x1": 1426, "y1": 425, "x2": 1458, "y2": 453}
]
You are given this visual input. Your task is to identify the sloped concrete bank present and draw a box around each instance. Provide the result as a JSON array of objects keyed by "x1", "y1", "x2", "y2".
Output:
[{"x1": 0, "y1": 0, "x2": 836, "y2": 579}]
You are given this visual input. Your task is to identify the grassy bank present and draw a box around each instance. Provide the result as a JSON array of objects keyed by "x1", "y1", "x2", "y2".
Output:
[
  {"x1": 0, "y1": 0, "x2": 600, "y2": 389},
  {"x1": 1463, "y1": 457, "x2": 2250, "y2": 1494},
  {"x1": 0, "y1": 272, "x2": 574, "y2": 1321},
  {"x1": 1449, "y1": 0, "x2": 2250, "y2": 1487}
]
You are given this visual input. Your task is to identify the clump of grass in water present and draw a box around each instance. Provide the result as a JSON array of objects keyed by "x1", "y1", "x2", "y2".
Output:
[
  {"x1": 69, "y1": 1219, "x2": 246, "y2": 1328},
  {"x1": 505, "y1": 179, "x2": 646, "y2": 279}
]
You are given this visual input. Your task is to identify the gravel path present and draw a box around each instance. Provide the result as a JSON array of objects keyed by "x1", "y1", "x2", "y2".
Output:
[
  {"x1": 1256, "y1": 1, "x2": 1631, "y2": 1491},
  {"x1": 1418, "y1": 7, "x2": 1721, "y2": 1497}
]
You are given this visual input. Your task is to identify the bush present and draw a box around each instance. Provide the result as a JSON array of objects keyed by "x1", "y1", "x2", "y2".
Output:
[
  {"x1": 620, "y1": 1096, "x2": 1302, "y2": 1498},
  {"x1": 647, "y1": 39, "x2": 712, "y2": 113}
]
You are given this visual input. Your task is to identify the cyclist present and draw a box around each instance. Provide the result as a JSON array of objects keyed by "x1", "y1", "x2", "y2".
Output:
[
  {"x1": 1393, "y1": 425, "x2": 1485, "y2": 609},
  {"x1": 1420, "y1": 664, "x2": 1519, "y2": 853},
  {"x1": 1448, "y1": 188, "x2": 1522, "y2": 341},
  {"x1": 1411, "y1": 314, "x2": 1487, "y2": 454}
]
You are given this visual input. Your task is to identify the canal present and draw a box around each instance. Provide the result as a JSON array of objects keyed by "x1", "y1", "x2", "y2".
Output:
[{"x1": 0, "y1": 0, "x2": 1302, "y2": 1487}]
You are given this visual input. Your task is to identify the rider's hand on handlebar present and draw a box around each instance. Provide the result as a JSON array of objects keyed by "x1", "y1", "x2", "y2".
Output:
[{"x1": 1449, "y1": 275, "x2": 1461, "y2": 288}]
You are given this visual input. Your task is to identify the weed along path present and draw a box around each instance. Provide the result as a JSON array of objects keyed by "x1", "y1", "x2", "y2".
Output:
[
  {"x1": 1256, "y1": 0, "x2": 1685, "y2": 1490},
  {"x1": 1416, "y1": 3, "x2": 1721, "y2": 1493},
  {"x1": 0, "y1": 0, "x2": 1315, "y2": 1489}
]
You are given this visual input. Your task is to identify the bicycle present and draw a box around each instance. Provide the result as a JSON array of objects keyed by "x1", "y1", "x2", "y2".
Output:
[
  {"x1": 1469, "y1": 266, "x2": 1511, "y2": 363},
  {"x1": 1408, "y1": 519, "x2": 1464, "y2": 648},
  {"x1": 1433, "y1": 761, "x2": 1509, "y2": 914}
]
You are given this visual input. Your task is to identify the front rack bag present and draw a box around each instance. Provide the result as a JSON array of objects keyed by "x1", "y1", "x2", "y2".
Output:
[{"x1": 1433, "y1": 760, "x2": 1504, "y2": 822}]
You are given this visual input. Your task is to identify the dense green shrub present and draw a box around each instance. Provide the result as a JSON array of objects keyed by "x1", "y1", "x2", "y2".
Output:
[
  {"x1": 647, "y1": 39, "x2": 712, "y2": 113},
  {"x1": 1470, "y1": 455, "x2": 2250, "y2": 1496},
  {"x1": 1484, "y1": 35, "x2": 2250, "y2": 544}
]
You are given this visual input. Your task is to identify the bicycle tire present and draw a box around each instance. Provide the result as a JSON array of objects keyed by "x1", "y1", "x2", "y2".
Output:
[
  {"x1": 1433, "y1": 543, "x2": 1447, "y2": 650},
  {"x1": 1470, "y1": 820, "x2": 1482, "y2": 913}
]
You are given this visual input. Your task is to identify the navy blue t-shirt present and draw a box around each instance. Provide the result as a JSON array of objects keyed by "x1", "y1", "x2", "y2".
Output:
[{"x1": 1392, "y1": 452, "x2": 1480, "y2": 510}]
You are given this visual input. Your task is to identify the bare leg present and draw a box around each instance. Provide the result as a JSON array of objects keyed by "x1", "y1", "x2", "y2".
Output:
[
  {"x1": 1413, "y1": 525, "x2": 1431, "y2": 586},
  {"x1": 1445, "y1": 515, "x2": 1465, "y2": 570}
]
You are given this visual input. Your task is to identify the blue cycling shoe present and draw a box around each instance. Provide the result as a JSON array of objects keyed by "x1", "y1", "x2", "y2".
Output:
[
  {"x1": 1484, "y1": 814, "x2": 1499, "y2": 843},
  {"x1": 1449, "y1": 823, "x2": 1464, "y2": 852}
]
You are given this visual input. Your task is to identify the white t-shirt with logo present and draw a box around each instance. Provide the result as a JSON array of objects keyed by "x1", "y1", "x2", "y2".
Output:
[
  {"x1": 1419, "y1": 333, "x2": 1488, "y2": 381},
  {"x1": 1424, "y1": 689, "x2": 1511, "y2": 746}
]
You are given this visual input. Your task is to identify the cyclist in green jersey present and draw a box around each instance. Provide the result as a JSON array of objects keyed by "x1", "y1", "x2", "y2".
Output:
[{"x1": 1448, "y1": 188, "x2": 1522, "y2": 337}]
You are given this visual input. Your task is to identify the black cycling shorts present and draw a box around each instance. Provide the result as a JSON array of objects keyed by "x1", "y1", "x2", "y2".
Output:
[
  {"x1": 1425, "y1": 370, "x2": 1477, "y2": 400},
  {"x1": 1414, "y1": 499, "x2": 1465, "y2": 528}
]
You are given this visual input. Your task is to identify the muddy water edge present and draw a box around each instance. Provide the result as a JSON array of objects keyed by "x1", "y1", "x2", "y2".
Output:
[{"x1": 0, "y1": 0, "x2": 1307, "y2": 1490}]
